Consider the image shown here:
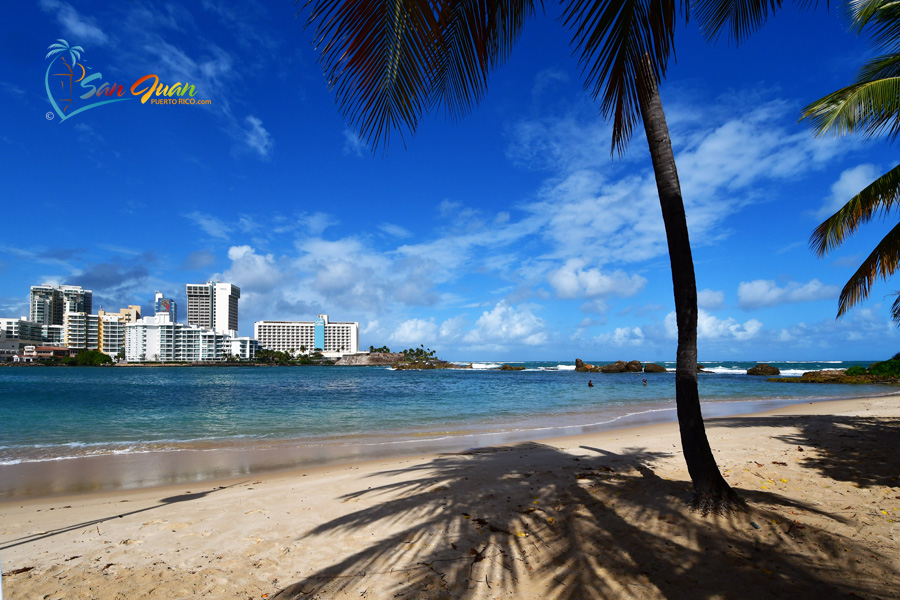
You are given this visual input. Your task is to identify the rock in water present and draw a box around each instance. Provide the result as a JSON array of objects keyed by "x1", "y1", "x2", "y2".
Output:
[
  {"x1": 600, "y1": 361, "x2": 628, "y2": 373},
  {"x1": 644, "y1": 363, "x2": 667, "y2": 373},
  {"x1": 575, "y1": 358, "x2": 593, "y2": 372},
  {"x1": 747, "y1": 364, "x2": 780, "y2": 376}
]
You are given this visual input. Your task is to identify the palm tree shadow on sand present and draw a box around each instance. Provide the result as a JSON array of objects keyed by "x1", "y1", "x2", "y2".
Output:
[{"x1": 272, "y1": 435, "x2": 896, "y2": 599}]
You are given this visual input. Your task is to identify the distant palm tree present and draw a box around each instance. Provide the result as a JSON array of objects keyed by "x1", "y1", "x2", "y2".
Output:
[
  {"x1": 804, "y1": 0, "x2": 900, "y2": 320},
  {"x1": 302, "y1": 0, "x2": 784, "y2": 511}
]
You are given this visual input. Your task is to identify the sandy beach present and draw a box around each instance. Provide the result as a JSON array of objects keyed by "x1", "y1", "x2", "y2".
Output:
[{"x1": 2, "y1": 394, "x2": 899, "y2": 599}]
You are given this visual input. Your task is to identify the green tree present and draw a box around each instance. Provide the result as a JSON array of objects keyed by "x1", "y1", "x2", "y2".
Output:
[
  {"x1": 303, "y1": 0, "x2": 770, "y2": 510},
  {"x1": 804, "y1": 0, "x2": 900, "y2": 321}
]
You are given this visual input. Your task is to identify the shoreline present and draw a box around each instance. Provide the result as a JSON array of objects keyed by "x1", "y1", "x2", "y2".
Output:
[
  {"x1": 2, "y1": 393, "x2": 898, "y2": 599},
  {"x1": 3, "y1": 390, "x2": 898, "y2": 502}
]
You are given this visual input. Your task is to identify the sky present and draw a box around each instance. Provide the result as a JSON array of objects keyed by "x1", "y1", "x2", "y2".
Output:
[{"x1": 2, "y1": 1, "x2": 898, "y2": 362}]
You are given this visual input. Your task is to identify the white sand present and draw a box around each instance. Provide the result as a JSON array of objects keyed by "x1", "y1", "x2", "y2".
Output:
[{"x1": 2, "y1": 394, "x2": 899, "y2": 599}]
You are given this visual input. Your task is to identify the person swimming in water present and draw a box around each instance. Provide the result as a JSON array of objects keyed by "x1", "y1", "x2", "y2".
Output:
[{"x1": 588, "y1": 380, "x2": 594, "y2": 387}]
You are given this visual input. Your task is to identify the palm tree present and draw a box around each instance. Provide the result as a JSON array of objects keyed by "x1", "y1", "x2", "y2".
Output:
[
  {"x1": 804, "y1": 0, "x2": 900, "y2": 321},
  {"x1": 45, "y1": 39, "x2": 83, "y2": 117},
  {"x1": 46, "y1": 39, "x2": 83, "y2": 68},
  {"x1": 302, "y1": 0, "x2": 773, "y2": 511}
]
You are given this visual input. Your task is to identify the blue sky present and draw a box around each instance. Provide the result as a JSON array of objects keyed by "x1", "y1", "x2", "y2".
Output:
[{"x1": 2, "y1": 0, "x2": 898, "y2": 361}]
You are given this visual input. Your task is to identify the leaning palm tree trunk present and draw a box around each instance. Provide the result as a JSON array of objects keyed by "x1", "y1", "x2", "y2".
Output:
[{"x1": 637, "y1": 56, "x2": 744, "y2": 512}]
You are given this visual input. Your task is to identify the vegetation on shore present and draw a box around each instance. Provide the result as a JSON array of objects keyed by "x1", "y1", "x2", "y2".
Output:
[{"x1": 770, "y1": 354, "x2": 900, "y2": 384}]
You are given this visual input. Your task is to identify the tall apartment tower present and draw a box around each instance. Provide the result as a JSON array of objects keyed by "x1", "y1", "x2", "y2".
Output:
[
  {"x1": 29, "y1": 284, "x2": 92, "y2": 325},
  {"x1": 154, "y1": 291, "x2": 177, "y2": 323},
  {"x1": 186, "y1": 282, "x2": 239, "y2": 334}
]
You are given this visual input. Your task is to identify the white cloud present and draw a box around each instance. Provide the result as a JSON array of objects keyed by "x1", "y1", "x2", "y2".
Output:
[
  {"x1": 816, "y1": 163, "x2": 880, "y2": 219},
  {"x1": 597, "y1": 326, "x2": 645, "y2": 346},
  {"x1": 185, "y1": 211, "x2": 232, "y2": 239},
  {"x1": 221, "y1": 245, "x2": 281, "y2": 293},
  {"x1": 342, "y1": 129, "x2": 367, "y2": 157},
  {"x1": 547, "y1": 259, "x2": 647, "y2": 299},
  {"x1": 40, "y1": 0, "x2": 109, "y2": 45},
  {"x1": 737, "y1": 279, "x2": 840, "y2": 310},
  {"x1": 378, "y1": 223, "x2": 412, "y2": 238},
  {"x1": 664, "y1": 310, "x2": 762, "y2": 341},
  {"x1": 697, "y1": 289, "x2": 725, "y2": 309},
  {"x1": 243, "y1": 116, "x2": 273, "y2": 159},
  {"x1": 463, "y1": 301, "x2": 547, "y2": 347},
  {"x1": 390, "y1": 318, "x2": 438, "y2": 345}
]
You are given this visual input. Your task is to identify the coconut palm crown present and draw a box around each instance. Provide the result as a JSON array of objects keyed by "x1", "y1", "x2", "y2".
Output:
[
  {"x1": 46, "y1": 39, "x2": 84, "y2": 68},
  {"x1": 804, "y1": 0, "x2": 900, "y2": 321},
  {"x1": 301, "y1": 0, "x2": 811, "y2": 510}
]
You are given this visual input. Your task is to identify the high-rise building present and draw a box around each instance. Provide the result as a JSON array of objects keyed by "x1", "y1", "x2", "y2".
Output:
[
  {"x1": 186, "y1": 282, "x2": 239, "y2": 334},
  {"x1": 125, "y1": 314, "x2": 257, "y2": 362},
  {"x1": 29, "y1": 284, "x2": 92, "y2": 325},
  {"x1": 154, "y1": 291, "x2": 177, "y2": 322},
  {"x1": 63, "y1": 311, "x2": 99, "y2": 350},
  {"x1": 254, "y1": 315, "x2": 359, "y2": 357}
]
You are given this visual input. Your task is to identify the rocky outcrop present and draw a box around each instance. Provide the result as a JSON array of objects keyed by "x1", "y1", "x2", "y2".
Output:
[
  {"x1": 644, "y1": 363, "x2": 667, "y2": 373},
  {"x1": 575, "y1": 358, "x2": 594, "y2": 372},
  {"x1": 499, "y1": 364, "x2": 525, "y2": 371},
  {"x1": 334, "y1": 352, "x2": 404, "y2": 366},
  {"x1": 767, "y1": 369, "x2": 894, "y2": 384},
  {"x1": 747, "y1": 364, "x2": 780, "y2": 376},
  {"x1": 625, "y1": 360, "x2": 643, "y2": 372},
  {"x1": 600, "y1": 361, "x2": 627, "y2": 373}
]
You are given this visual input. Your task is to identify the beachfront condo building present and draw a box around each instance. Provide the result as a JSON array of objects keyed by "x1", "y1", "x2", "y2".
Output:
[
  {"x1": 98, "y1": 305, "x2": 142, "y2": 324},
  {"x1": 42, "y1": 325, "x2": 64, "y2": 347},
  {"x1": 0, "y1": 317, "x2": 44, "y2": 346},
  {"x1": 186, "y1": 282, "x2": 239, "y2": 334},
  {"x1": 125, "y1": 311, "x2": 258, "y2": 362},
  {"x1": 29, "y1": 284, "x2": 92, "y2": 326},
  {"x1": 99, "y1": 315, "x2": 126, "y2": 356},
  {"x1": 0, "y1": 317, "x2": 44, "y2": 360},
  {"x1": 254, "y1": 315, "x2": 359, "y2": 357},
  {"x1": 63, "y1": 311, "x2": 99, "y2": 351}
]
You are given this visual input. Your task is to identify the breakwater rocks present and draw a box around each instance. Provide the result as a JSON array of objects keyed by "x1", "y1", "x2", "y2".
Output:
[
  {"x1": 747, "y1": 364, "x2": 780, "y2": 376},
  {"x1": 392, "y1": 360, "x2": 472, "y2": 370},
  {"x1": 334, "y1": 352, "x2": 405, "y2": 366},
  {"x1": 499, "y1": 364, "x2": 526, "y2": 371},
  {"x1": 575, "y1": 359, "x2": 668, "y2": 373},
  {"x1": 768, "y1": 369, "x2": 899, "y2": 384}
]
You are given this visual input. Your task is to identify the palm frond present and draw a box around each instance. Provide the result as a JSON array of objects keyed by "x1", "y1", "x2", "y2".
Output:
[
  {"x1": 692, "y1": 0, "x2": 789, "y2": 43},
  {"x1": 430, "y1": 0, "x2": 536, "y2": 121},
  {"x1": 890, "y1": 290, "x2": 900, "y2": 322},
  {"x1": 858, "y1": 51, "x2": 900, "y2": 81},
  {"x1": 563, "y1": 0, "x2": 682, "y2": 155},
  {"x1": 305, "y1": 0, "x2": 535, "y2": 151},
  {"x1": 801, "y1": 73, "x2": 900, "y2": 140},
  {"x1": 836, "y1": 218, "x2": 900, "y2": 316},
  {"x1": 47, "y1": 43, "x2": 68, "y2": 51},
  {"x1": 306, "y1": 0, "x2": 439, "y2": 149},
  {"x1": 810, "y1": 163, "x2": 900, "y2": 256},
  {"x1": 849, "y1": 0, "x2": 900, "y2": 46}
]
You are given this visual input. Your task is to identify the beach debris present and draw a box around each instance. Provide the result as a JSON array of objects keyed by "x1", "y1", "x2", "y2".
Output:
[
  {"x1": 4, "y1": 566, "x2": 35, "y2": 576},
  {"x1": 772, "y1": 461, "x2": 787, "y2": 466},
  {"x1": 797, "y1": 447, "x2": 804, "y2": 452},
  {"x1": 750, "y1": 522, "x2": 761, "y2": 529}
]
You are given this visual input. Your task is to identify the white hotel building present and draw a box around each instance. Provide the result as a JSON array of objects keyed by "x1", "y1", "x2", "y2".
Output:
[
  {"x1": 254, "y1": 315, "x2": 359, "y2": 357},
  {"x1": 125, "y1": 311, "x2": 258, "y2": 362}
]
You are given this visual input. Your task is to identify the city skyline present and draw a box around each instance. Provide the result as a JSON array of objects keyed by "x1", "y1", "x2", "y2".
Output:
[{"x1": 3, "y1": 2, "x2": 899, "y2": 361}]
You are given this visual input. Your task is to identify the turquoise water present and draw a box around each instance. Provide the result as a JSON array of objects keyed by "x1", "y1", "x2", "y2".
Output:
[{"x1": 0, "y1": 360, "x2": 893, "y2": 467}]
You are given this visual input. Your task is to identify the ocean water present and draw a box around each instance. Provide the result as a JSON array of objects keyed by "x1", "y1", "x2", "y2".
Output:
[{"x1": 0, "y1": 360, "x2": 892, "y2": 471}]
